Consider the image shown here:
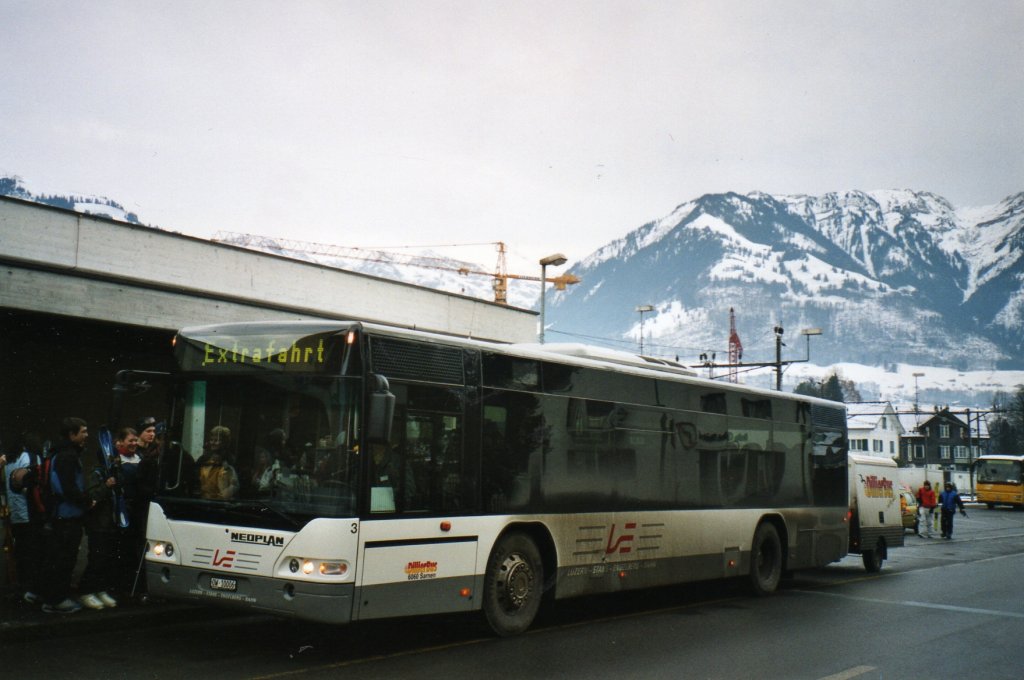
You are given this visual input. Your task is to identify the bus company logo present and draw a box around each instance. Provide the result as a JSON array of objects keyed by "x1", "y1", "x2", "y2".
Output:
[
  {"x1": 405, "y1": 561, "x2": 438, "y2": 581},
  {"x1": 231, "y1": 531, "x2": 285, "y2": 547},
  {"x1": 605, "y1": 522, "x2": 637, "y2": 555},
  {"x1": 863, "y1": 475, "x2": 894, "y2": 498},
  {"x1": 212, "y1": 549, "x2": 237, "y2": 568}
]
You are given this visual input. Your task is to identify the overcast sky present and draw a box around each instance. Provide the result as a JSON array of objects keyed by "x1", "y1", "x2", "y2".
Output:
[{"x1": 2, "y1": 1, "x2": 1021, "y2": 271}]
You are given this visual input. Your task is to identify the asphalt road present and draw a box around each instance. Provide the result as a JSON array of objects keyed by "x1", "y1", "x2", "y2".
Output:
[{"x1": 4, "y1": 505, "x2": 1023, "y2": 680}]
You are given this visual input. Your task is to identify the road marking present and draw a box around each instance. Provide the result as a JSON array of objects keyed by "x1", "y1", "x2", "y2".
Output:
[
  {"x1": 818, "y1": 665, "x2": 876, "y2": 680},
  {"x1": 797, "y1": 589, "x2": 1024, "y2": 619}
]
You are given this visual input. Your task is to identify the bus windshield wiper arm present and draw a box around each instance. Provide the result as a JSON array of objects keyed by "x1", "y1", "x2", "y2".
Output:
[{"x1": 225, "y1": 500, "x2": 301, "y2": 530}]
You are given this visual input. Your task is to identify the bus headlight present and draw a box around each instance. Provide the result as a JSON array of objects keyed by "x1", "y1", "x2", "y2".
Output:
[
  {"x1": 151, "y1": 541, "x2": 175, "y2": 559},
  {"x1": 281, "y1": 557, "x2": 350, "y2": 579},
  {"x1": 319, "y1": 561, "x2": 348, "y2": 576}
]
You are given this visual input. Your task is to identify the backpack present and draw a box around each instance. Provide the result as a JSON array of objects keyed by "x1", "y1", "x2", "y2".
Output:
[{"x1": 8, "y1": 450, "x2": 56, "y2": 521}]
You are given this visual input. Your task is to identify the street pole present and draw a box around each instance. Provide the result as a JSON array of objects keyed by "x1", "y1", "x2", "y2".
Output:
[
  {"x1": 774, "y1": 326, "x2": 784, "y2": 390},
  {"x1": 913, "y1": 372, "x2": 924, "y2": 424},
  {"x1": 636, "y1": 305, "x2": 653, "y2": 354},
  {"x1": 538, "y1": 253, "x2": 567, "y2": 344},
  {"x1": 967, "y1": 408, "x2": 974, "y2": 499}
]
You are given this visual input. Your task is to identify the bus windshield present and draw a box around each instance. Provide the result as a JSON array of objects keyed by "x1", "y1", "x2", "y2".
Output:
[
  {"x1": 977, "y1": 459, "x2": 1022, "y2": 484},
  {"x1": 158, "y1": 373, "x2": 361, "y2": 525}
]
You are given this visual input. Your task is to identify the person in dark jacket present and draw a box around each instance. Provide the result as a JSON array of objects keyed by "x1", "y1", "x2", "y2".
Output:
[
  {"x1": 76, "y1": 425, "x2": 121, "y2": 610},
  {"x1": 114, "y1": 427, "x2": 142, "y2": 596},
  {"x1": 40, "y1": 417, "x2": 93, "y2": 614},
  {"x1": 939, "y1": 482, "x2": 967, "y2": 539},
  {"x1": 133, "y1": 419, "x2": 168, "y2": 601}
]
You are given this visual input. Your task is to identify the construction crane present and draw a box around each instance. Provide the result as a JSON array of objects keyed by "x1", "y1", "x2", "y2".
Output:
[
  {"x1": 211, "y1": 232, "x2": 580, "y2": 305},
  {"x1": 728, "y1": 307, "x2": 743, "y2": 383}
]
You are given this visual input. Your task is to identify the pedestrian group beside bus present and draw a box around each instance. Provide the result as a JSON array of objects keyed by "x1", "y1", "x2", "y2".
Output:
[{"x1": 1, "y1": 416, "x2": 163, "y2": 614}]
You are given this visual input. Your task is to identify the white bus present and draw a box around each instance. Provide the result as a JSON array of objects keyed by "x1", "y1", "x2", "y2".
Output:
[{"x1": 141, "y1": 320, "x2": 850, "y2": 635}]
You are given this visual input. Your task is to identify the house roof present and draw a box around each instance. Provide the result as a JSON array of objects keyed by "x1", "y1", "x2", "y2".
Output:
[
  {"x1": 897, "y1": 409, "x2": 990, "y2": 438},
  {"x1": 845, "y1": 401, "x2": 903, "y2": 433}
]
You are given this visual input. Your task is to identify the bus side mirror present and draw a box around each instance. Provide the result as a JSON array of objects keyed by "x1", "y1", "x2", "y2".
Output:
[{"x1": 366, "y1": 374, "x2": 395, "y2": 445}]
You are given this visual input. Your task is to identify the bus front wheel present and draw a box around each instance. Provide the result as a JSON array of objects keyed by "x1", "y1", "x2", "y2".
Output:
[
  {"x1": 748, "y1": 522, "x2": 782, "y2": 596},
  {"x1": 483, "y1": 532, "x2": 543, "y2": 637}
]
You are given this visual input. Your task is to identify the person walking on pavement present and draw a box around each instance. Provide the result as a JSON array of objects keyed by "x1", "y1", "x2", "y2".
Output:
[
  {"x1": 939, "y1": 482, "x2": 967, "y2": 539},
  {"x1": 40, "y1": 417, "x2": 94, "y2": 614},
  {"x1": 916, "y1": 480, "x2": 938, "y2": 538}
]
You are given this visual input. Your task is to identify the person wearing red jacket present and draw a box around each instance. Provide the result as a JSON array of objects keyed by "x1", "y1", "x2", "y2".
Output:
[{"x1": 916, "y1": 480, "x2": 938, "y2": 538}]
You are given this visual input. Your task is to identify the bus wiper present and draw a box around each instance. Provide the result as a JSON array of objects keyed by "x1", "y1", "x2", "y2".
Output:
[{"x1": 225, "y1": 500, "x2": 301, "y2": 530}]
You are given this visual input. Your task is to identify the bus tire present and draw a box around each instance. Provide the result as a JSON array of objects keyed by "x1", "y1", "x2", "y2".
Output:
[
  {"x1": 986, "y1": 503, "x2": 995, "y2": 509},
  {"x1": 482, "y1": 532, "x2": 543, "y2": 637},
  {"x1": 748, "y1": 522, "x2": 782, "y2": 596},
  {"x1": 862, "y1": 538, "x2": 885, "y2": 573}
]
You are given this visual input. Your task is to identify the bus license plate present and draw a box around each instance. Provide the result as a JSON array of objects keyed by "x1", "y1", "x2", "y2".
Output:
[{"x1": 210, "y1": 577, "x2": 237, "y2": 592}]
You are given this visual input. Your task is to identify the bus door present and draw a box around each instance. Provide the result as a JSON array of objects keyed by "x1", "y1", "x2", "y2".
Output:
[{"x1": 358, "y1": 381, "x2": 479, "y2": 619}]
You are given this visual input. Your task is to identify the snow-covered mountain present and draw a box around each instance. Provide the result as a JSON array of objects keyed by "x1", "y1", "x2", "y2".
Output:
[
  {"x1": 0, "y1": 175, "x2": 141, "y2": 224},
  {"x1": 549, "y1": 190, "x2": 1024, "y2": 374}
]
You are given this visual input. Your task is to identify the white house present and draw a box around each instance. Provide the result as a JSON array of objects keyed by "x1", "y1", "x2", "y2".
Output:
[{"x1": 846, "y1": 401, "x2": 904, "y2": 460}]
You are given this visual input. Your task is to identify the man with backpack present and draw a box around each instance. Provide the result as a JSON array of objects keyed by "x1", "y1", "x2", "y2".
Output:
[
  {"x1": 4, "y1": 431, "x2": 49, "y2": 604},
  {"x1": 40, "y1": 417, "x2": 94, "y2": 614}
]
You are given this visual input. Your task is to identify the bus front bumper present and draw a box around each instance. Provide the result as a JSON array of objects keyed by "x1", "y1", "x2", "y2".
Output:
[{"x1": 146, "y1": 562, "x2": 355, "y2": 624}]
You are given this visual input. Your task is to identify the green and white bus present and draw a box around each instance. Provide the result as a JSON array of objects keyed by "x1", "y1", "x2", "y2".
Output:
[{"x1": 142, "y1": 320, "x2": 849, "y2": 635}]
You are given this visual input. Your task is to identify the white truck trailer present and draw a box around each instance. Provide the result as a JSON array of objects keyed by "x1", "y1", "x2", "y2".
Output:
[{"x1": 848, "y1": 453, "x2": 905, "y2": 572}]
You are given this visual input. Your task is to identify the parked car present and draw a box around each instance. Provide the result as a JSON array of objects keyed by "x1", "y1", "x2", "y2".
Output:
[{"x1": 900, "y1": 487, "x2": 919, "y2": 534}]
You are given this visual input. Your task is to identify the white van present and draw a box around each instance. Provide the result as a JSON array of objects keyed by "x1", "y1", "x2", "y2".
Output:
[{"x1": 848, "y1": 453, "x2": 905, "y2": 572}]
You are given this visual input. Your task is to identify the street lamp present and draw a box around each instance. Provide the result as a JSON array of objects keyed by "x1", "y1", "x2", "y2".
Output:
[
  {"x1": 800, "y1": 328, "x2": 822, "y2": 360},
  {"x1": 913, "y1": 372, "x2": 925, "y2": 418},
  {"x1": 538, "y1": 253, "x2": 568, "y2": 344},
  {"x1": 636, "y1": 305, "x2": 654, "y2": 354},
  {"x1": 775, "y1": 327, "x2": 822, "y2": 390}
]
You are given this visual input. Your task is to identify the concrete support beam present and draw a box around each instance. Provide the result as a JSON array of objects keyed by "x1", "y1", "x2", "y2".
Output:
[{"x1": 1, "y1": 197, "x2": 535, "y2": 342}]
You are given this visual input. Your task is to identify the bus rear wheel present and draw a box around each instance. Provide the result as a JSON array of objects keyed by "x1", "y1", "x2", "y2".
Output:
[
  {"x1": 748, "y1": 522, "x2": 782, "y2": 596},
  {"x1": 483, "y1": 532, "x2": 543, "y2": 636}
]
